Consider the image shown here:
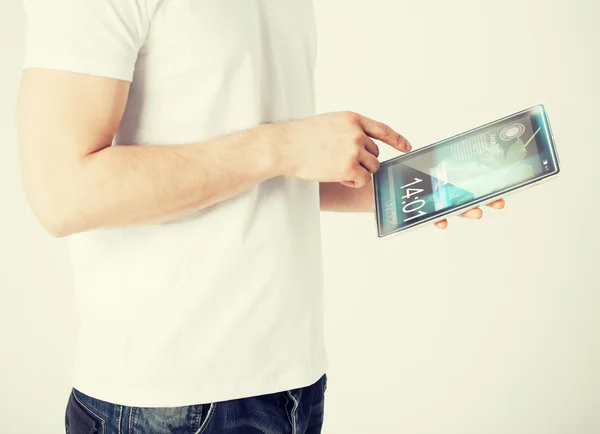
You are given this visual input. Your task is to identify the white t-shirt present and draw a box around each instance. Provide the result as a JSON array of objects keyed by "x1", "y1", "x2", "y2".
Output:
[{"x1": 22, "y1": 0, "x2": 326, "y2": 407}]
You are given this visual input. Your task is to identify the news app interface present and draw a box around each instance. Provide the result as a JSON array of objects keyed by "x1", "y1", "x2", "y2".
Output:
[{"x1": 375, "y1": 107, "x2": 555, "y2": 236}]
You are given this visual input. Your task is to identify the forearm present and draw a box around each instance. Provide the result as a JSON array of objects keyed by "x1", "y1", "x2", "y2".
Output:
[
  {"x1": 319, "y1": 181, "x2": 375, "y2": 212},
  {"x1": 36, "y1": 125, "x2": 279, "y2": 236},
  {"x1": 19, "y1": 70, "x2": 407, "y2": 233}
]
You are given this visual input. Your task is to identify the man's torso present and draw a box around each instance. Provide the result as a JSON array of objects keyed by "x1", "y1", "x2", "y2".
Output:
[{"x1": 66, "y1": 0, "x2": 326, "y2": 407}]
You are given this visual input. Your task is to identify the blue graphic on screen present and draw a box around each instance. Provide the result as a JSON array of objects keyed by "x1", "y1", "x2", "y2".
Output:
[{"x1": 375, "y1": 110, "x2": 550, "y2": 236}]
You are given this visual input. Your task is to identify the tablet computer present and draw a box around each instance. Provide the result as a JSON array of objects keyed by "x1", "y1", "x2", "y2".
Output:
[{"x1": 373, "y1": 105, "x2": 560, "y2": 238}]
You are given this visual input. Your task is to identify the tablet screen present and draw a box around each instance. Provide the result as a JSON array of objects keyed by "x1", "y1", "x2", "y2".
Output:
[{"x1": 374, "y1": 105, "x2": 558, "y2": 237}]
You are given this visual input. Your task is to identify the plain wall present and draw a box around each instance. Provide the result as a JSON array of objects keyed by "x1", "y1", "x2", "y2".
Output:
[{"x1": 1, "y1": 0, "x2": 599, "y2": 432}]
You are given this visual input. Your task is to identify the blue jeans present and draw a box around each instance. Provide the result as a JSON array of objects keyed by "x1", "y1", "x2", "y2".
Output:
[{"x1": 65, "y1": 375, "x2": 326, "y2": 434}]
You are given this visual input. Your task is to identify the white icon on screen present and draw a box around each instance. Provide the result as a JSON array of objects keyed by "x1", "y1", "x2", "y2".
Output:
[{"x1": 500, "y1": 123, "x2": 526, "y2": 141}]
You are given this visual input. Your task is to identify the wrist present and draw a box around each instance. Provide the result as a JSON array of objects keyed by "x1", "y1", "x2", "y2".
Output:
[{"x1": 254, "y1": 122, "x2": 295, "y2": 178}]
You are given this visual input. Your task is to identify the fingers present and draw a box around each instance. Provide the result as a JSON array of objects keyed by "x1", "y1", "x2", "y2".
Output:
[
  {"x1": 487, "y1": 199, "x2": 505, "y2": 209},
  {"x1": 362, "y1": 137, "x2": 380, "y2": 158},
  {"x1": 460, "y1": 200, "x2": 505, "y2": 218},
  {"x1": 435, "y1": 220, "x2": 448, "y2": 230},
  {"x1": 341, "y1": 164, "x2": 372, "y2": 189},
  {"x1": 359, "y1": 148, "x2": 380, "y2": 173},
  {"x1": 435, "y1": 199, "x2": 506, "y2": 229},
  {"x1": 357, "y1": 115, "x2": 411, "y2": 153},
  {"x1": 437, "y1": 208, "x2": 482, "y2": 230},
  {"x1": 460, "y1": 207, "x2": 483, "y2": 219}
]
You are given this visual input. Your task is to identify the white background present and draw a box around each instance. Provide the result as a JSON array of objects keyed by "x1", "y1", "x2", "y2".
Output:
[{"x1": 1, "y1": 0, "x2": 599, "y2": 433}]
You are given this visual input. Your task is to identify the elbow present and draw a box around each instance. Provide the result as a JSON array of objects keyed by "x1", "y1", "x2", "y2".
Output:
[
  {"x1": 34, "y1": 203, "x2": 79, "y2": 238},
  {"x1": 25, "y1": 186, "x2": 82, "y2": 238},
  {"x1": 40, "y1": 215, "x2": 76, "y2": 239},
  {"x1": 21, "y1": 161, "x2": 97, "y2": 238}
]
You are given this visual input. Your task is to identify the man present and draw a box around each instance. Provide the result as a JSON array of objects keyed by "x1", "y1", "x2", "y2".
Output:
[{"x1": 17, "y1": 0, "x2": 504, "y2": 433}]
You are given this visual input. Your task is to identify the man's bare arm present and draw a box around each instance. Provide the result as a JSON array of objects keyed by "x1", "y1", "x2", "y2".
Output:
[
  {"x1": 18, "y1": 69, "x2": 411, "y2": 237},
  {"x1": 320, "y1": 182, "x2": 375, "y2": 212},
  {"x1": 17, "y1": 69, "x2": 282, "y2": 237}
]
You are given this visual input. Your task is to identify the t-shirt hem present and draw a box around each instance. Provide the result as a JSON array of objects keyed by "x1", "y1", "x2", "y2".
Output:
[{"x1": 72, "y1": 359, "x2": 328, "y2": 408}]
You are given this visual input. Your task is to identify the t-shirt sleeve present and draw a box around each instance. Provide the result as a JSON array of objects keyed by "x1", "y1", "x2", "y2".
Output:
[{"x1": 22, "y1": 0, "x2": 151, "y2": 82}]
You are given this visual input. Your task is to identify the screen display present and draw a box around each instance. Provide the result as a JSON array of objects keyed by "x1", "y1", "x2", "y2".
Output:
[{"x1": 374, "y1": 106, "x2": 558, "y2": 237}]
